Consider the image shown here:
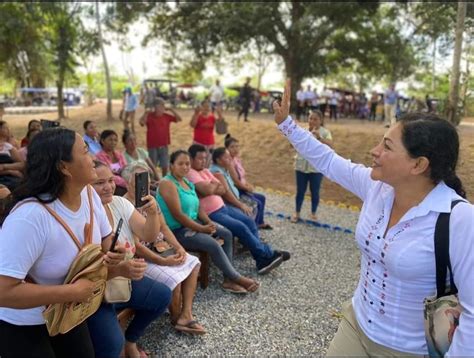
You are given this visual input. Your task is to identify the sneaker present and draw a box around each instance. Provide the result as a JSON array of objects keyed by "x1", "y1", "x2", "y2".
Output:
[
  {"x1": 257, "y1": 253, "x2": 284, "y2": 275},
  {"x1": 275, "y1": 250, "x2": 291, "y2": 262}
]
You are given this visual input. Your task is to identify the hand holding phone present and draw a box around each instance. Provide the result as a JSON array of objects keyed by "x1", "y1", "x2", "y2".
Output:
[
  {"x1": 135, "y1": 172, "x2": 149, "y2": 208},
  {"x1": 109, "y1": 218, "x2": 124, "y2": 252}
]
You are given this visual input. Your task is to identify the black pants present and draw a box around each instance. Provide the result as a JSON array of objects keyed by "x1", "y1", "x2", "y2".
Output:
[
  {"x1": 0, "y1": 320, "x2": 94, "y2": 358},
  {"x1": 369, "y1": 103, "x2": 377, "y2": 120},
  {"x1": 238, "y1": 101, "x2": 250, "y2": 120},
  {"x1": 329, "y1": 104, "x2": 338, "y2": 120}
]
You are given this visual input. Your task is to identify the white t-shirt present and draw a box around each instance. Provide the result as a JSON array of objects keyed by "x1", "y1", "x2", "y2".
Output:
[
  {"x1": 209, "y1": 85, "x2": 224, "y2": 103},
  {"x1": 107, "y1": 196, "x2": 136, "y2": 259},
  {"x1": 0, "y1": 141, "x2": 13, "y2": 156},
  {"x1": 0, "y1": 187, "x2": 111, "y2": 325}
]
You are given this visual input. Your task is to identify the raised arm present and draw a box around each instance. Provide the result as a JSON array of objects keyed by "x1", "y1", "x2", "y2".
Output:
[
  {"x1": 274, "y1": 80, "x2": 374, "y2": 201},
  {"x1": 447, "y1": 203, "x2": 474, "y2": 357},
  {"x1": 190, "y1": 106, "x2": 201, "y2": 128}
]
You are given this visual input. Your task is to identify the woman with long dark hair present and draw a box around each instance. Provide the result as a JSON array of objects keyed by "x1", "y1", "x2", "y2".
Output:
[
  {"x1": 274, "y1": 81, "x2": 473, "y2": 356},
  {"x1": 0, "y1": 128, "x2": 123, "y2": 358}
]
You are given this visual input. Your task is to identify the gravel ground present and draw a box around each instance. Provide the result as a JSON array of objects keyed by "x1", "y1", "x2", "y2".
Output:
[{"x1": 139, "y1": 192, "x2": 362, "y2": 356}]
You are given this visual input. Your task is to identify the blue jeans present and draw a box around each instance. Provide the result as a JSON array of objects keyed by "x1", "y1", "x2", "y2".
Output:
[
  {"x1": 295, "y1": 171, "x2": 324, "y2": 214},
  {"x1": 239, "y1": 191, "x2": 266, "y2": 226},
  {"x1": 209, "y1": 205, "x2": 274, "y2": 268},
  {"x1": 87, "y1": 276, "x2": 172, "y2": 358}
]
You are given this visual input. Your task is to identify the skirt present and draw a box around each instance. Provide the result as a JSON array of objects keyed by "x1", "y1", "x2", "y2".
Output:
[{"x1": 144, "y1": 253, "x2": 200, "y2": 290}]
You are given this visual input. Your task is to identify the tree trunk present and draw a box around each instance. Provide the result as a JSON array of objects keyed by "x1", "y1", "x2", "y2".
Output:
[
  {"x1": 446, "y1": 2, "x2": 467, "y2": 125},
  {"x1": 431, "y1": 37, "x2": 437, "y2": 93},
  {"x1": 284, "y1": 56, "x2": 303, "y2": 114},
  {"x1": 96, "y1": 1, "x2": 113, "y2": 121},
  {"x1": 57, "y1": 77, "x2": 65, "y2": 120}
]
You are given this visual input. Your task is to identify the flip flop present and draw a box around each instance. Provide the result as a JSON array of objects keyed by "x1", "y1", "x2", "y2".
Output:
[
  {"x1": 222, "y1": 283, "x2": 248, "y2": 294},
  {"x1": 174, "y1": 320, "x2": 206, "y2": 335},
  {"x1": 244, "y1": 280, "x2": 260, "y2": 293},
  {"x1": 290, "y1": 215, "x2": 300, "y2": 223}
]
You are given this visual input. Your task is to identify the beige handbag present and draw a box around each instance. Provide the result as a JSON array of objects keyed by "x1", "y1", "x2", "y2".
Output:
[
  {"x1": 21, "y1": 186, "x2": 107, "y2": 336},
  {"x1": 423, "y1": 200, "x2": 464, "y2": 357},
  {"x1": 104, "y1": 276, "x2": 132, "y2": 303}
]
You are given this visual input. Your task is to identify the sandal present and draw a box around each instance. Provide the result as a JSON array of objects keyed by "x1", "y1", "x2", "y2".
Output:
[
  {"x1": 290, "y1": 215, "x2": 300, "y2": 223},
  {"x1": 236, "y1": 278, "x2": 260, "y2": 293},
  {"x1": 258, "y1": 223, "x2": 273, "y2": 230},
  {"x1": 174, "y1": 320, "x2": 206, "y2": 335},
  {"x1": 222, "y1": 282, "x2": 248, "y2": 294}
]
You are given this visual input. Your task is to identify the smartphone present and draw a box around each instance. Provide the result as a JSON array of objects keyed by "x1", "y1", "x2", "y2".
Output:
[
  {"x1": 135, "y1": 172, "x2": 149, "y2": 208},
  {"x1": 109, "y1": 218, "x2": 124, "y2": 252},
  {"x1": 40, "y1": 119, "x2": 60, "y2": 129}
]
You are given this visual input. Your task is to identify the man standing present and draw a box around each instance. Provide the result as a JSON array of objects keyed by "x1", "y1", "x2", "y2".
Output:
[
  {"x1": 237, "y1": 77, "x2": 252, "y2": 122},
  {"x1": 296, "y1": 86, "x2": 305, "y2": 120},
  {"x1": 186, "y1": 144, "x2": 290, "y2": 275},
  {"x1": 384, "y1": 84, "x2": 398, "y2": 127},
  {"x1": 209, "y1": 79, "x2": 225, "y2": 112},
  {"x1": 139, "y1": 98, "x2": 182, "y2": 176}
]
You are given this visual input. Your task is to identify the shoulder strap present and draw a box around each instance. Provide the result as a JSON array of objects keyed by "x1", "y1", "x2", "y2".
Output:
[
  {"x1": 10, "y1": 186, "x2": 95, "y2": 250},
  {"x1": 434, "y1": 200, "x2": 464, "y2": 298}
]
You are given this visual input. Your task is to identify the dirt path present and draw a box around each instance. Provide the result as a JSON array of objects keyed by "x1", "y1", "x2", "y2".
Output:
[{"x1": 4, "y1": 102, "x2": 473, "y2": 208}]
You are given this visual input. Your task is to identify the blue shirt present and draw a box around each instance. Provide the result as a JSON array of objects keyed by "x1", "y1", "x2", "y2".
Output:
[
  {"x1": 384, "y1": 89, "x2": 398, "y2": 105},
  {"x1": 125, "y1": 94, "x2": 138, "y2": 112},
  {"x1": 209, "y1": 164, "x2": 240, "y2": 199},
  {"x1": 83, "y1": 134, "x2": 102, "y2": 155}
]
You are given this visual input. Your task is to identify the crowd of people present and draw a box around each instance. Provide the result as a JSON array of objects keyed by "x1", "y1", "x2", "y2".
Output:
[
  {"x1": 0, "y1": 76, "x2": 472, "y2": 358},
  {"x1": 0, "y1": 96, "x2": 290, "y2": 358}
]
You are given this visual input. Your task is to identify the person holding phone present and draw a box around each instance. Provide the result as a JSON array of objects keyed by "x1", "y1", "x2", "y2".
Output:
[
  {"x1": 121, "y1": 162, "x2": 204, "y2": 335},
  {"x1": 273, "y1": 80, "x2": 473, "y2": 357},
  {"x1": 0, "y1": 128, "x2": 125, "y2": 358},
  {"x1": 157, "y1": 150, "x2": 261, "y2": 294},
  {"x1": 89, "y1": 161, "x2": 172, "y2": 357}
]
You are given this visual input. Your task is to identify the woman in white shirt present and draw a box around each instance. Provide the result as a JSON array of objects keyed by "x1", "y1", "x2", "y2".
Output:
[
  {"x1": 273, "y1": 81, "x2": 473, "y2": 357},
  {"x1": 93, "y1": 161, "x2": 205, "y2": 336},
  {"x1": 0, "y1": 128, "x2": 124, "y2": 358}
]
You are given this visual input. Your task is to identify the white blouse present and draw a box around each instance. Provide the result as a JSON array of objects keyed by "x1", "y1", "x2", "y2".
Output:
[{"x1": 278, "y1": 116, "x2": 474, "y2": 356}]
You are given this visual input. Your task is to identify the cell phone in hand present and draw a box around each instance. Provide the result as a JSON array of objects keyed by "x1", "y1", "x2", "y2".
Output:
[
  {"x1": 109, "y1": 218, "x2": 124, "y2": 252},
  {"x1": 135, "y1": 172, "x2": 149, "y2": 208}
]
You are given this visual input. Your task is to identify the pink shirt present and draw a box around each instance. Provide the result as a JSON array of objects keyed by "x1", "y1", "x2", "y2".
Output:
[
  {"x1": 186, "y1": 168, "x2": 225, "y2": 214},
  {"x1": 95, "y1": 150, "x2": 128, "y2": 188},
  {"x1": 231, "y1": 157, "x2": 247, "y2": 185}
]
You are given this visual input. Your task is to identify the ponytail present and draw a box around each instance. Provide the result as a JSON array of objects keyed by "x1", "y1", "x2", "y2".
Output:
[{"x1": 444, "y1": 172, "x2": 466, "y2": 199}]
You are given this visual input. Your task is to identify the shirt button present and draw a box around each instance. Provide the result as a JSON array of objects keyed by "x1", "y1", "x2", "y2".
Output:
[
  {"x1": 377, "y1": 236, "x2": 381, "y2": 240},
  {"x1": 370, "y1": 301, "x2": 373, "y2": 305},
  {"x1": 368, "y1": 319, "x2": 372, "y2": 323},
  {"x1": 372, "y1": 279, "x2": 376, "y2": 283},
  {"x1": 372, "y1": 260, "x2": 376, "y2": 263}
]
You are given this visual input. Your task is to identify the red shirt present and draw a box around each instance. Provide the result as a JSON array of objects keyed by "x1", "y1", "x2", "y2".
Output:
[
  {"x1": 193, "y1": 113, "x2": 215, "y2": 146},
  {"x1": 145, "y1": 112, "x2": 176, "y2": 148}
]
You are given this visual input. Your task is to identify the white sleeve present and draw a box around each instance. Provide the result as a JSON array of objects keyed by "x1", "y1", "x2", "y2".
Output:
[
  {"x1": 115, "y1": 196, "x2": 135, "y2": 222},
  {"x1": 446, "y1": 202, "x2": 474, "y2": 357},
  {"x1": 0, "y1": 214, "x2": 46, "y2": 280},
  {"x1": 278, "y1": 116, "x2": 374, "y2": 201}
]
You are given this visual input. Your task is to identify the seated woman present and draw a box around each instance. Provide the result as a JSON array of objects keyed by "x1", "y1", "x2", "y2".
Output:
[
  {"x1": 209, "y1": 147, "x2": 257, "y2": 220},
  {"x1": 20, "y1": 119, "x2": 42, "y2": 147},
  {"x1": 224, "y1": 134, "x2": 272, "y2": 230},
  {"x1": 0, "y1": 121, "x2": 25, "y2": 191},
  {"x1": 96, "y1": 129, "x2": 128, "y2": 196},
  {"x1": 89, "y1": 161, "x2": 172, "y2": 357},
  {"x1": 157, "y1": 150, "x2": 260, "y2": 294},
  {"x1": 118, "y1": 161, "x2": 205, "y2": 335},
  {"x1": 122, "y1": 129, "x2": 160, "y2": 183},
  {"x1": 18, "y1": 127, "x2": 41, "y2": 162}
]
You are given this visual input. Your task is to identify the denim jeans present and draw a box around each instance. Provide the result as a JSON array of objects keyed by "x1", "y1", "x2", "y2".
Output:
[
  {"x1": 87, "y1": 276, "x2": 172, "y2": 358},
  {"x1": 239, "y1": 191, "x2": 266, "y2": 226},
  {"x1": 209, "y1": 205, "x2": 274, "y2": 268},
  {"x1": 173, "y1": 223, "x2": 240, "y2": 281},
  {"x1": 295, "y1": 171, "x2": 324, "y2": 214}
]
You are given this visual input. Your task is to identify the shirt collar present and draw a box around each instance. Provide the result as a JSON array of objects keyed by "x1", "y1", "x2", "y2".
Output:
[{"x1": 382, "y1": 181, "x2": 457, "y2": 222}]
